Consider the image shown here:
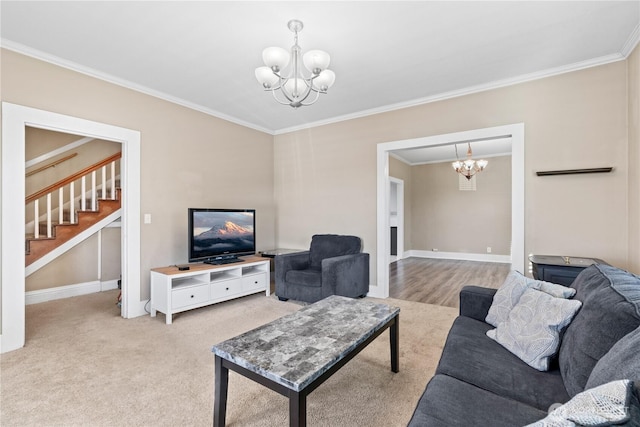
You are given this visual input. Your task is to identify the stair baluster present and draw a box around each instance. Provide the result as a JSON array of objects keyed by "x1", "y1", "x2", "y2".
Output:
[
  {"x1": 70, "y1": 181, "x2": 75, "y2": 224},
  {"x1": 81, "y1": 176, "x2": 86, "y2": 211},
  {"x1": 58, "y1": 187, "x2": 64, "y2": 225},
  {"x1": 46, "y1": 193, "x2": 52, "y2": 238},
  {"x1": 91, "y1": 170, "x2": 96, "y2": 211},
  {"x1": 110, "y1": 161, "x2": 116, "y2": 200},
  {"x1": 34, "y1": 199, "x2": 39, "y2": 239}
]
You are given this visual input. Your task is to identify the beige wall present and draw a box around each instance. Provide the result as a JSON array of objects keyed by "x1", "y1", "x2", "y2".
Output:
[
  {"x1": 275, "y1": 59, "x2": 632, "y2": 286},
  {"x1": 410, "y1": 156, "x2": 511, "y2": 255},
  {"x1": 100, "y1": 227, "x2": 121, "y2": 282},
  {"x1": 629, "y1": 44, "x2": 640, "y2": 274},
  {"x1": 1, "y1": 49, "x2": 275, "y2": 309},
  {"x1": 26, "y1": 234, "x2": 99, "y2": 291},
  {"x1": 25, "y1": 226, "x2": 121, "y2": 292},
  {"x1": 26, "y1": 129, "x2": 121, "y2": 196},
  {"x1": 25, "y1": 127, "x2": 78, "y2": 159}
]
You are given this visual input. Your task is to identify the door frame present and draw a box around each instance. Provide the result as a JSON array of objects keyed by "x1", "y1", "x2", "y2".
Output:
[
  {"x1": 1, "y1": 102, "x2": 142, "y2": 353},
  {"x1": 373, "y1": 123, "x2": 525, "y2": 298},
  {"x1": 389, "y1": 177, "x2": 404, "y2": 262}
]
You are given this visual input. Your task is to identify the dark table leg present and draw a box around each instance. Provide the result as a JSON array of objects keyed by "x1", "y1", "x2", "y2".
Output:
[
  {"x1": 214, "y1": 356, "x2": 229, "y2": 427},
  {"x1": 390, "y1": 314, "x2": 399, "y2": 373},
  {"x1": 289, "y1": 390, "x2": 307, "y2": 427}
]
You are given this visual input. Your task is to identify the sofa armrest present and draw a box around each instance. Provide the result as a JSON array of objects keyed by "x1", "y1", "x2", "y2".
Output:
[
  {"x1": 321, "y1": 253, "x2": 370, "y2": 298},
  {"x1": 275, "y1": 251, "x2": 310, "y2": 284},
  {"x1": 459, "y1": 286, "x2": 497, "y2": 321}
]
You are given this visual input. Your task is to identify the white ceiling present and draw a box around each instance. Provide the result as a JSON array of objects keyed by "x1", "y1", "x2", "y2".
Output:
[{"x1": 1, "y1": 1, "x2": 639, "y2": 147}]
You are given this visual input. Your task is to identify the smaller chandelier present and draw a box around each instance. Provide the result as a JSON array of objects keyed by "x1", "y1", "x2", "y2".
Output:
[
  {"x1": 452, "y1": 143, "x2": 488, "y2": 180},
  {"x1": 255, "y1": 19, "x2": 335, "y2": 108}
]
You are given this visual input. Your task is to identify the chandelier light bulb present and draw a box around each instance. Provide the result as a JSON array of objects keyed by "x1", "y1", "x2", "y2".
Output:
[
  {"x1": 255, "y1": 19, "x2": 335, "y2": 108},
  {"x1": 262, "y1": 47, "x2": 290, "y2": 72},
  {"x1": 284, "y1": 78, "x2": 308, "y2": 98},
  {"x1": 314, "y1": 69, "x2": 336, "y2": 91},
  {"x1": 303, "y1": 50, "x2": 331, "y2": 74},
  {"x1": 255, "y1": 66, "x2": 279, "y2": 89},
  {"x1": 463, "y1": 159, "x2": 476, "y2": 170}
]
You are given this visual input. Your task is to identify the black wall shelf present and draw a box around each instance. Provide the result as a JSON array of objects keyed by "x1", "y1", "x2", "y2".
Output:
[{"x1": 536, "y1": 167, "x2": 613, "y2": 176}]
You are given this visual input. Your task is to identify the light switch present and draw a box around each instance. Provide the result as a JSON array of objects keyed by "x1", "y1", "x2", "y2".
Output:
[{"x1": 144, "y1": 213, "x2": 152, "y2": 224}]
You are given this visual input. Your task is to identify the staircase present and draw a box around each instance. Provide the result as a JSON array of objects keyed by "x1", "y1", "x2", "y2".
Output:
[{"x1": 25, "y1": 152, "x2": 122, "y2": 271}]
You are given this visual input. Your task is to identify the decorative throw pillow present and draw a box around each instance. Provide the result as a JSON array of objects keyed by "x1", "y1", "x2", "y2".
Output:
[
  {"x1": 526, "y1": 380, "x2": 638, "y2": 427},
  {"x1": 485, "y1": 270, "x2": 532, "y2": 327},
  {"x1": 487, "y1": 288, "x2": 582, "y2": 371},
  {"x1": 538, "y1": 281, "x2": 577, "y2": 299},
  {"x1": 486, "y1": 271, "x2": 576, "y2": 327}
]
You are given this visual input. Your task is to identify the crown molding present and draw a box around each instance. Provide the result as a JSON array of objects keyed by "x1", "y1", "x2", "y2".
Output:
[
  {"x1": 0, "y1": 39, "x2": 275, "y2": 135},
  {"x1": 621, "y1": 23, "x2": 640, "y2": 58},
  {"x1": 274, "y1": 52, "x2": 626, "y2": 135},
  {"x1": 388, "y1": 152, "x2": 412, "y2": 166}
]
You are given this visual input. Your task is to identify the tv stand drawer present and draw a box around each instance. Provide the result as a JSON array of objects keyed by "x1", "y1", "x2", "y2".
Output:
[
  {"x1": 243, "y1": 273, "x2": 267, "y2": 292},
  {"x1": 211, "y1": 278, "x2": 242, "y2": 300},
  {"x1": 173, "y1": 284, "x2": 209, "y2": 309}
]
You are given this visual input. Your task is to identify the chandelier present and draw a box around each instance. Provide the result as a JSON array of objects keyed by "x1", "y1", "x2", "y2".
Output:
[
  {"x1": 452, "y1": 143, "x2": 488, "y2": 180},
  {"x1": 255, "y1": 19, "x2": 335, "y2": 108}
]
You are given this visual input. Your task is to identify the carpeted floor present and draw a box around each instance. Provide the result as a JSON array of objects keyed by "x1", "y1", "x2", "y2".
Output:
[{"x1": 0, "y1": 290, "x2": 457, "y2": 426}]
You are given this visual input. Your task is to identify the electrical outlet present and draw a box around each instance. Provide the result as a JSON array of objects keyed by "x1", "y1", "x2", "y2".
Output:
[
  {"x1": 144, "y1": 213, "x2": 152, "y2": 224},
  {"x1": 432, "y1": 248, "x2": 439, "y2": 252},
  {"x1": 487, "y1": 247, "x2": 492, "y2": 253}
]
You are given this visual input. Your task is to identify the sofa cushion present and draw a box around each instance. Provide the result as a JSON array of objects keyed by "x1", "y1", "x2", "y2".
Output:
[
  {"x1": 559, "y1": 265, "x2": 640, "y2": 397},
  {"x1": 487, "y1": 288, "x2": 582, "y2": 371},
  {"x1": 586, "y1": 325, "x2": 640, "y2": 390},
  {"x1": 435, "y1": 316, "x2": 570, "y2": 410},
  {"x1": 486, "y1": 270, "x2": 576, "y2": 327},
  {"x1": 309, "y1": 234, "x2": 361, "y2": 270},
  {"x1": 526, "y1": 380, "x2": 640, "y2": 427},
  {"x1": 285, "y1": 268, "x2": 322, "y2": 287},
  {"x1": 407, "y1": 374, "x2": 547, "y2": 427}
]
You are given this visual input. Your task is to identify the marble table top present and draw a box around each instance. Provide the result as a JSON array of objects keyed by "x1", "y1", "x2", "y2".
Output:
[{"x1": 212, "y1": 295, "x2": 400, "y2": 392}]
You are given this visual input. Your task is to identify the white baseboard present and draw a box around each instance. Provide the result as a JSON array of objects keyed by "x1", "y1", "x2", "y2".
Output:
[
  {"x1": 408, "y1": 250, "x2": 511, "y2": 264},
  {"x1": 101, "y1": 279, "x2": 120, "y2": 291},
  {"x1": 26, "y1": 280, "x2": 119, "y2": 305},
  {"x1": 367, "y1": 284, "x2": 386, "y2": 299}
]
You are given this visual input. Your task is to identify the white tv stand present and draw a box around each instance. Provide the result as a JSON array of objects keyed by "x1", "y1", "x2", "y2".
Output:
[{"x1": 150, "y1": 256, "x2": 270, "y2": 324}]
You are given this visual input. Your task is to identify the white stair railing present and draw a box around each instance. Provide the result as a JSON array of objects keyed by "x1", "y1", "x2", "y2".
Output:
[{"x1": 26, "y1": 153, "x2": 121, "y2": 240}]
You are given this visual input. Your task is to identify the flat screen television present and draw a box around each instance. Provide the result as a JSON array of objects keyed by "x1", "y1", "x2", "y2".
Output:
[{"x1": 188, "y1": 208, "x2": 256, "y2": 264}]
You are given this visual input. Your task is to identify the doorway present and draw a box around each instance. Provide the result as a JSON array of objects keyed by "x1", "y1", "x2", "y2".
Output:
[
  {"x1": 1, "y1": 103, "x2": 142, "y2": 353},
  {"x1": 373, "y1": 123, "x2": 525, "y2": 299}
]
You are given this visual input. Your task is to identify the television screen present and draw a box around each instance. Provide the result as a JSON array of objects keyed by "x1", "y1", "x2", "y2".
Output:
[{"x1": 188, "y1": 208, "x2": 255, "y2": 263}]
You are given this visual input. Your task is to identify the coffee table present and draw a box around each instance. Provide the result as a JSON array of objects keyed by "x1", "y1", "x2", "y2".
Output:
[{"x1": 212, "y1": 295, "x2": 400, "y2": 427}]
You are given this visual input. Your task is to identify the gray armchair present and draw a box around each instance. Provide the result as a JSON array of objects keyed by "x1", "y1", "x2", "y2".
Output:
[{"x1": 275, "y1": 234, "x2": 370, "y2": 303}]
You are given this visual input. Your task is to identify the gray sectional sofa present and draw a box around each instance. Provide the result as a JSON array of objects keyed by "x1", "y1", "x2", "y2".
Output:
[{"x1": 408, "y1": 264, "x2": 640, "y2": 426}]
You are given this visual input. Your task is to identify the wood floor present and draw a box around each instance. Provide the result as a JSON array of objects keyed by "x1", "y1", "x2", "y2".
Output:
[{"x1": 389, "y1": 257, "x2": 511, "y2": 308}]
